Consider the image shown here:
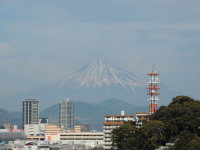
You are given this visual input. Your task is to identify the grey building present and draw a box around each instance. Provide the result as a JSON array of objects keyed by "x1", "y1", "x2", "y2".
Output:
[
  {"x1": 22, "y1": 99, "x2": 39, "y2": 135},
  {"x1": 59, "y1": 98, "x2": 74, "y2": 130}
]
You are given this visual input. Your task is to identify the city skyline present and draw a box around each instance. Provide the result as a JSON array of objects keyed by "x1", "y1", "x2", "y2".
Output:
[{"x1": 0, "y1": 0, "x2": 200, "y2": 102}]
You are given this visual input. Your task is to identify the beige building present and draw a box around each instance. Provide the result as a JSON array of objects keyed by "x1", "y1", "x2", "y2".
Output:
[
  {"x1": 4, "y1": 123, "x2": 18, "y2": 132},
  {"x1": 45, "y1": 125, "x2": 63, "y2": 141},
  {"x1": 74, "y1": 124, "x2": 90, "y2": 132}
]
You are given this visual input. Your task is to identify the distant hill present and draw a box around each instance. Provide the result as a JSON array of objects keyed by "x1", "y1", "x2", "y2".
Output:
[
  {"x1": 0, "y1": 108, "x2": 21, "y2": 128},
  {"x1": 40, "y1": 98, "x2": 148, "y2": 131},
  {"x1": 0, "y1": 98, "x2": 148, "y2": 130}
]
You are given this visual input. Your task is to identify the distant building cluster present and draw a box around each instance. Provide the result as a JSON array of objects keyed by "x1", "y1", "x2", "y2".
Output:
[{"x1": 0, "y1": 100, "x2": 149, "y2": 150}]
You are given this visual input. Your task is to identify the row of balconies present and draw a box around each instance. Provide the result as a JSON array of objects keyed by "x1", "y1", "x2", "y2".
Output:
[
  {"x1": 60, "y1": 134, "x2": 103, "y2": 136},
  {"x1": 103, "y1": 130, "x2": 111, "y2": 134},
  {"x1": 105, "y1": 118, "x2": 133, "y2": 121},
  {"x1": 60, "y1": 138, "x2": 103, "y2": 140},
  {"x1": 104, "y1": 125, "x2": 119, "y2": 128}
]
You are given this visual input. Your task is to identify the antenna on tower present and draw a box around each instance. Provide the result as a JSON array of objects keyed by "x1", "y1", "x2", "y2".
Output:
[{"x1": 153, "y1": 64, "x2": 154, "y2": 73}]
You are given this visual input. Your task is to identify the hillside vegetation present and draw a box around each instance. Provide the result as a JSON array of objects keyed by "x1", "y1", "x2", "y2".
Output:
[
  {"x1": 0, "y1": 109, "x2": 21, "y2": 128},
  {"x1": 111, "y1": 96, "x2": 200, "y2": 150},
  {"x1": 40, "y1": 98, "x2": 148, "y2": 130}
]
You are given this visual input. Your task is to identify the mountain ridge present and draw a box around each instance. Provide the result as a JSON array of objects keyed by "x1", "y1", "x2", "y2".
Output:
[
  {"x1": 40, "y1": 98, "x2": 149, "y2": 130},
  {"x1": 0, "y1": 98, "x2": 149, "y2": 130}
]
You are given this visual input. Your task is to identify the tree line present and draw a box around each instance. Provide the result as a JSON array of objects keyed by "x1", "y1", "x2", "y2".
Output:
[{"x1": 111, "y1": 96, "x2": 200, "y2": 150}]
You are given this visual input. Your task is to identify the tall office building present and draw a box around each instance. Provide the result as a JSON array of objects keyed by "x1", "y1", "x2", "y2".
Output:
[
  {"x1": 22, "y1": 99, "x2": 39, "y2": 135},
  {"x1": 59, "y1": 98, "x2": 74, "y2": 130}
]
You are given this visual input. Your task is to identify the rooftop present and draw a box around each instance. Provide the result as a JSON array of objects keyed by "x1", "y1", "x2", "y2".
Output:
[
  {"x1": 102, "y1": 122, "x2": 124, "y2": 125},
  {"x1": 104, "y1": 115, "x2": 133, "y2": 117}
]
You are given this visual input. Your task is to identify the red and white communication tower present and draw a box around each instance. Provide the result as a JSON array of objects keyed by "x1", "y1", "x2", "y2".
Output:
[{"x1": 147, "y1": 65, "x2": 160, "y2": 114}]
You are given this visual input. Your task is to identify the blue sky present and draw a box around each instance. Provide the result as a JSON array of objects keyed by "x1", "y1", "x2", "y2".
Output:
[{"x1": 0, "y1": 0, "x2": 200, "y2": 99}]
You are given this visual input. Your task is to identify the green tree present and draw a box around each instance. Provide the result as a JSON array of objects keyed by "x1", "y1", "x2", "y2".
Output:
[
  {"x1": 141, "y1": 120, "x2": 166, "y2": 149},
  {"x1": 111, "y1": 96, "x2": 200, "y2": 150},
  {"x1": 111, "y1": 121, "x2": 139, "y2": 150}
]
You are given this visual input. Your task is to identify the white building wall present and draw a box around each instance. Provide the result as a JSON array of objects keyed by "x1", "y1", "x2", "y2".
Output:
[
  {"x1": 103, "y1": 112, "x2": 134, "y2": 150},
  {"x1": 24, "y1": 124, "x2": 39, "y2": 136},
  {"x1": 45, "y1": 133, "x2": 60, "y2": 141}
]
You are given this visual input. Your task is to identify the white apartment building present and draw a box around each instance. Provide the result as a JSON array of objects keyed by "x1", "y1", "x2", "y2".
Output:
[{"x1": 102, "y1": 110, "x2": 134, "y2": 150}]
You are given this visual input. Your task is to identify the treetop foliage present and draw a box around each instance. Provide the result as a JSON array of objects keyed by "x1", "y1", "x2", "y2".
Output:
[{"x1": 111, "y1": 96, "x2": 200, "y2": 150}]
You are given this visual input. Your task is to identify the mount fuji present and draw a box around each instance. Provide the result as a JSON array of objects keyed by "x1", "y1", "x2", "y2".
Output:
[
  {"x1": 0, "y1": 59, "x2": 177, "y2": 111},
  {"x1": 58, "y1": 59, "x2": 146, "y2": 90}
]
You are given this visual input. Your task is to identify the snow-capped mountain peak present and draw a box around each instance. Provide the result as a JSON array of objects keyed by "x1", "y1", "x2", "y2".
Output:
[{"x1": 58, "y1": 59, "x2": 146, "y2": 90}]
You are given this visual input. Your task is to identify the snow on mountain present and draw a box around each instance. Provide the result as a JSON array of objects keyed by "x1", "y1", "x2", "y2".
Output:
[{"x1": 57, "y1": 59, "x2": 146, "y2": 90}]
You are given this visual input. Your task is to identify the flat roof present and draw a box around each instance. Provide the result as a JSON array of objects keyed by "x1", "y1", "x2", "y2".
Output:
[
  {"x1": 136, "y1": 112, "x2": 148, "y2": 114},
  {"x1": 104, "y1": 115, "x2": 133, "y2": 117}
]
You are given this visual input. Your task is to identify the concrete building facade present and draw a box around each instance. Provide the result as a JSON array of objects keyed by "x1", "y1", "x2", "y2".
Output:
[
  {"x1": 22, "y1": 99, "x2": 39, "y2": 136},
  {"x1": 44, "y1": 125, "x2": 103, "y2": 149},
  {"x1": 102, "y1": 110, "x2": 134, "y2": 150},
  {"x1": 60, "y1": 132, "x2": 104, "y2": 148},
  {"x1": 59, "y1": 98, "x2": 74, "y2": 130},
  {"x1": 135, "y1": 112, "x2": 149, "y2": 127}
]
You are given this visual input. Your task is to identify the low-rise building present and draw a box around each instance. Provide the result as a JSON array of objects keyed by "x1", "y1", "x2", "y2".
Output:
[
  {"x1": 4, "y1": 123, "x2": 18, "y2": 132},
  {"x1": 24, "y1": 124, "x2": 40, "y2": 136},
  {"x1": 74, "y1": 124, "x2": 90, "y2": 132},
  {"x1": 45, "y1": 125, "x2": 63, "y2": 141},
  {"x1": 60, "y1": 132, "x2": 104, "y2": 148},
  {"x1": 44, "y1": 124, "x2": 103, "y2": 149}
]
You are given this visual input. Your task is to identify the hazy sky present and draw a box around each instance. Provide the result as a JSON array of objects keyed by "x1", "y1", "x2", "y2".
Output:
[{"x1": 0, "y1": 0, "x2": 200, "y2": 99}]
